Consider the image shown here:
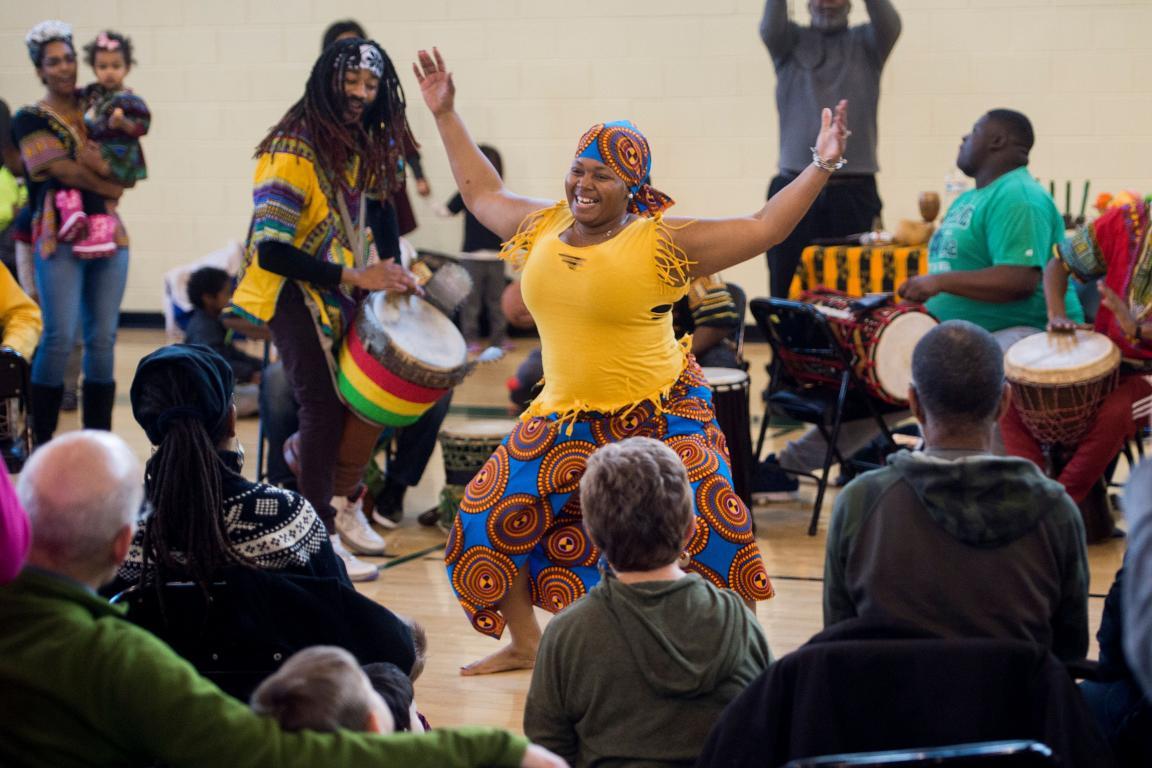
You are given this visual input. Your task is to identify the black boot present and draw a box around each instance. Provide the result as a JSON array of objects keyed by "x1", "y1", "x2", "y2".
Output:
[
  {"x1": 29, "y1": 383, "x2": 64, "y2": 447},
  {"x1": 82, "y1": 380, "x2": 116, "y2": 431}
]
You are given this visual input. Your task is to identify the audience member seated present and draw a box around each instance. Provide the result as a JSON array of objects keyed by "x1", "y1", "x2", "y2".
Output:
[
  {"x1": 364, "y1": 662, "x2": 426, "y2": 733},
  {"x1": 824, "y1": 320, "x2": 1089, "y2": 662},
  {"x1": 106, "y1": 344, "x2": 418, "y2": 695},
  {"x1": 1079, "y1": 564, "x2": 1152, "y2": 764},
  {"x1": 184, "y1": 266, "x2": 263, "y2": 416},
  {"x1": 1123, "y1": 462, "x2": 1152, "y2": 726},
  {"x1": 524, "y1": 437, "x2": 772, "y2": 767},
  {"x1": 696, "y1": 618, "x2": 1110, "y2": 768},
  {"x1": 0, "y1": 261, "x2": 42, "y2": 360},
  {"x1": 107, "y1": 344, "x2": 343, "y2": 593},
  {"x1": 0, "y1": 430, "x2": 562, "y2": 767},
  {"x1": 0, "y1": 471, "x2": 30, "y2": 584},
  {"x1": 251, "y1": 646, "x2": 395, "y2": 735}
]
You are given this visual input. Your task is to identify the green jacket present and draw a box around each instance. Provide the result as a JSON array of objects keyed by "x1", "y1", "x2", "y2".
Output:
[
  {"x1": 0, "y1": 568, "x2": 527, "y2": 768},
  {"x1": 525, "y1": 573, "x2": 772, "y2": 767},
  {"x1": 824, "y1": 450, "x2": 1089, "y2": 662}
]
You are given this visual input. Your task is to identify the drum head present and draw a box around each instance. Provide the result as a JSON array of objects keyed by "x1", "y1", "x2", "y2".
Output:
[
  {"x1": 701, "y1": 367, "x2": 749, "y2": 388},
  {"x1": 440, "y1": 419, "x2": 518, "y2": 441},
  {"x1": 364, "y1": 292, "x2": 467, "y2": 371},
  {"x1": 1004, "y1": 331, "x2": 1120, "y2": 385},
  {"x1": 872, "y1": 312, "x2": 938, "y2": 400}
]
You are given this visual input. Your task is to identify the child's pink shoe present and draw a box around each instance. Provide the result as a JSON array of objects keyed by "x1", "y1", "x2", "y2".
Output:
[
  {"x1": 54, "y1": 189, "x2": 87, "y2": 242},
  {"x1": 73, "y1": 214, "x2": 118, "y2": 257}
]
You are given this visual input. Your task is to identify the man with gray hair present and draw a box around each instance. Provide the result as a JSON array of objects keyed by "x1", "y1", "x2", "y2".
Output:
[
  {"x1": 823, "y1": 321, "x2": 1090, "y2": 661},
  {"x1": 0, "y1": 430, "x2": 566, "y2": 768}
]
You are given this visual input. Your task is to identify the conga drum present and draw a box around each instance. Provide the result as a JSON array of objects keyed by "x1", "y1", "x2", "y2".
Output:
[
  {"x1": 701, "y1": 367, "x2": 753, "y2": 506},
  {"x1": 337, "y1": 292, "x2": 470, "y2": 428},
  {"x1": 797, "y1": 289, "x2": 938, "y2": 406},
  {"x1": 436, "y1": 420, "x2": 518, "y2": 528},
  {"x1": 1004, "y1": 330, "x2": 1121, "y2": 447}
]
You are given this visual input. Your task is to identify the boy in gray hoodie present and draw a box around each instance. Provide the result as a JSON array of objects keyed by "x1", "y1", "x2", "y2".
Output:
[
  {"x1": 524, "y1": 438, "x2": 772, "y2": 767},
  {"x1": 824, "y1": 320, "x2": 1089, "y2": 662}
]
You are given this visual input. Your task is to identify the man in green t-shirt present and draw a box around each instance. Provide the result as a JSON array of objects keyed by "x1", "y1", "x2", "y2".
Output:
[{"x1": 900, "y1": 109, "x2": 1082, "y2": 350}]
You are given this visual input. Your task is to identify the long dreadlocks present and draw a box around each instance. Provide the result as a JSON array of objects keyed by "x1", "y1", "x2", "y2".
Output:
[{"x1": 256, "y1": 38, "x2": 411, "y2": 199}]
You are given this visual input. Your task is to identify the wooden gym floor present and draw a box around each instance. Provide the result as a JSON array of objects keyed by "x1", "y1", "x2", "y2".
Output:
[{"x1": 43, "y1": 329, "x2": 1127, "y2": 733}]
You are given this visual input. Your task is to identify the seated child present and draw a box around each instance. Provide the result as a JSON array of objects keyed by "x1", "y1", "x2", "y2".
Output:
[
  {"x1": 250, "y1": 646, "x2": 394, "y2": 734},
  {"x1": 363, "y1": 615, "x2": 429, "y2": 732},
  {"x1": 524, "y1": 437, "x2": 773, "y2": 767},
  {"x1": 54, "y1": 30, "x2": 151, "y2": 257},
  {"x1": 185, "y1": 266, "x2": 262, "y2": 383}
]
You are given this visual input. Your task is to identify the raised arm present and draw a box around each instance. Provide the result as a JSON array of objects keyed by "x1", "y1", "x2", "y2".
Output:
[
  {"x1": 669, "y1": 101, "x2": 850, "y2": 277},
  {"x1": 862, "y1": 0, "x2": 902, "y2": 63},
  {"x1": 414, "y1": 49, "x2": 551, "y2": 241},
  {"x1": 759, "y1": 0, "x2": 798, "y2": 64}
]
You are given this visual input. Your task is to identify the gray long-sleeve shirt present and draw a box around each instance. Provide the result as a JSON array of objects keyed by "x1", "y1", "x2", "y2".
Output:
[{"x1": 760, "y1": 0, "x2": 901, "y2": 175}]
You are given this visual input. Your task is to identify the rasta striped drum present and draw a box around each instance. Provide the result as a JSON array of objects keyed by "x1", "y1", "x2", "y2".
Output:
[{"x1": 337, "y1": 291, "x2": 469, "y2": 427}]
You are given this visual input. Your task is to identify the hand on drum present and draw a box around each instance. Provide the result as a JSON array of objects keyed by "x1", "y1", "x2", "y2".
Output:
[
  {"x1": 413, "y1": 48, "x2": 455, "y2": 118},
  {"x1": 1047, "y1": 315, "x2": 1078, "y2": 334},
  {"x1": 352, "y1": 261, "x2": 423, "y2": 296},
  {"x1": 1098, "y1": 281, "x2": 1138, "y2": 336},
  {"x1": 897, "y1": 274, "x2": 941, "y2": 303}
]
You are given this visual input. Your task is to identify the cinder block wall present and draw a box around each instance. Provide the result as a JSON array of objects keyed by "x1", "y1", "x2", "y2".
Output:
[{"x1": 2, "y1": 0, "x2": 1149, "y2": 312}]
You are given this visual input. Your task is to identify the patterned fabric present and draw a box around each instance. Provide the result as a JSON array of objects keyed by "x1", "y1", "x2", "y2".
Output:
[
  {"x1": 678, "y1": 274, "x2": 740, "y2": 332},
  {"x1": 1057, "y1": 202, "x2": 1152, "y2": 363},
  {"x1": 574, "y1": 121, "x2": 674, "y2": 216},
  {"x1": 789, "y1": 245, "x2": 928, "y2": 299},
  {"x1": 446, "y1": 360, "x2": 774, "y2": 639},
  {"x1": 84, "y1": 85, "x2": 150, "y2": 186},
  {"x1": 229, "y1": 130, "x2": 376, "y2": 344},
  {"x1": 10, "y1": 102, "x2": 129, "y2": 258},
  {"x1": 115, "y1": 455, "x2": 330, "y2": 588}
]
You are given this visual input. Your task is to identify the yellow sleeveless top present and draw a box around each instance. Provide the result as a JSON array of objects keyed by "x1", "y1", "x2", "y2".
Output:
[{"x1": 506, "y1": 203, "x2": 693, "y2": 420}]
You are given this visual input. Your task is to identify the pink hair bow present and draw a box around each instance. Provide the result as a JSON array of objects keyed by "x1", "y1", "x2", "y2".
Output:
[{"x1": 97, "y1": 32, "x2": 120, "y2": 50}]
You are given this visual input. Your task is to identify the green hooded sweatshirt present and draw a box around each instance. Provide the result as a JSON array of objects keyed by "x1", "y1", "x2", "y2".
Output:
[
  {"x1": 824, "y1": 450, "x2": 1089, "y2": 661},
  {"x1": 524, "y1": 572, "x2": 772, "y2": 767}
]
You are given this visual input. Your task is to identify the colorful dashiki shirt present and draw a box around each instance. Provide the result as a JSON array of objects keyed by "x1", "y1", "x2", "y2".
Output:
[{"x1": 84, "y1": 84, "x2": 150, "y2": 186}]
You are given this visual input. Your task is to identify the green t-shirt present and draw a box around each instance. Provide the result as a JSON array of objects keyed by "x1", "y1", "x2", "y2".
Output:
[{"x1": 924, "y1": 167, "x2": 1083, "y2": 332}]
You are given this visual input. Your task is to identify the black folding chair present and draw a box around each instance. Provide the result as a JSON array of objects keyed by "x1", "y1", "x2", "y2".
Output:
[
  {"x1": 750, "y1": 297, "x2": 903, "y2": 535},
  {"x1": 783, "y1": 740, "x2": 1057, "y2": 767},
  {"x1": 0, "y1": 349, "x2": 32, "y2": 473}
]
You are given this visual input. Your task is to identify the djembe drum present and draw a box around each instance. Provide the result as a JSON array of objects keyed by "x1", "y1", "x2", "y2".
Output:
[
  {"x1": 796, "y1": 289, "x2": 938, "y2": 406},
  {"x1": 1004, "y1": 330, "x2": 1121, "y2": 447},
  {"x1": 336, "y1": 292, "x2": 470, "y2": 427},
  {"x1": 436, "y1": 420, "x2": 518, "y2": 528},
  {"x1": 701, "y1": 367, "x2": 753, "y2": 506}
]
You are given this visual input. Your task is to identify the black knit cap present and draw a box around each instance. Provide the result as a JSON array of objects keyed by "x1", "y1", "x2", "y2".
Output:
[{"x1": 130, "y1": 344, "x2": 234, "y2": 445}]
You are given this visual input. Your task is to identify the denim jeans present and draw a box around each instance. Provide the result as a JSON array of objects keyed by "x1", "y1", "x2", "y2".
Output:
[{"x1": 31, "y1": 244, "x2": 129, "y2": 386}]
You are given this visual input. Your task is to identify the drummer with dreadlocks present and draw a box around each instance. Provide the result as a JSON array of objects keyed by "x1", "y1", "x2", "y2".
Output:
[
  {"x1": 413, "y1": 48, "x2": 850, "y2": 674},
  {"x1": 228, "y1": 38, "x2": 420, "y2": 581}
]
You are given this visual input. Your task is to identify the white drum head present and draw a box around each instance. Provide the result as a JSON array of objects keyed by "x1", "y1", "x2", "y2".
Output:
[
  {"x1": 441, "y1": 419, "x2": 518, "y2": 440},
  {"x1": 1004, "y1": 330, "x2": 1120, "y2": 385},
  {"x1": 872, "y1": 312, "x2": 938, "y2": 401},
  {"x1": 701, "y1": 367, "x2": 749, "y2": 388},
  {"x1": 366, "y1": 292, "x2": 467, "y2": 370}
]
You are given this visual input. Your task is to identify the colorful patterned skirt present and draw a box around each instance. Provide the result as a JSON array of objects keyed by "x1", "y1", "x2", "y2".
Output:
[{"x1": 445, "y1": 360, "x2": 775, "y2": 639}]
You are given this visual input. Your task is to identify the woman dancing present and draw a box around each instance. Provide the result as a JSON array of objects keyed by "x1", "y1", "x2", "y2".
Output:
[{"x1": 414, "y1": 49, "x2": 849, "y2": 675}]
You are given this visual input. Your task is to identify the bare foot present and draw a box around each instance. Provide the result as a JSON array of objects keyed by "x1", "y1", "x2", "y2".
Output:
[{"x1": 460, "y1": 643, "x2": 537, "y2": 676}]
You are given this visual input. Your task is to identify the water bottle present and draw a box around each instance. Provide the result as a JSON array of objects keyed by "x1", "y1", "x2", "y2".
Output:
[{"x1": 943, "y1": 170, "x2": 969, "y2": 209}]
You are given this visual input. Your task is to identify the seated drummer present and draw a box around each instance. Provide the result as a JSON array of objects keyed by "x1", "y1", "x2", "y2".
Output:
[
  {"x1": 673, "y1": 275, "x2": 744, "y2": 369},
  {"x1": 758, "y1": 109, "x2": 1084, "y2": 498},
  {"x1": 898, "y1": 109, "x2": 1083, "y2": 350},
  {"x1": 1000, "y1": 198, "x2": 1152, "y2": 541}
]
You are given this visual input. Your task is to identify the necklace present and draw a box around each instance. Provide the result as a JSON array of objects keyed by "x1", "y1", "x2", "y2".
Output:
[{"x1": 571, "y1": 214, "x2": 630, "y2": 245}]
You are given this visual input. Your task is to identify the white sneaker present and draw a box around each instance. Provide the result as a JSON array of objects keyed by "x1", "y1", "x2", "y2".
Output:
[
  {"x1": 330, "y1": 535, "x2": 378, "y2": 582},
  {"x1": 333, "y1": 494, "x2": 388, "y2": 555}
]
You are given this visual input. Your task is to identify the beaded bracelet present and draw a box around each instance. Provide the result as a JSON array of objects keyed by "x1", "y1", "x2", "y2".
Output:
[{"x1": 810, "y1": 147, "x2": 847, "y2": 172}]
